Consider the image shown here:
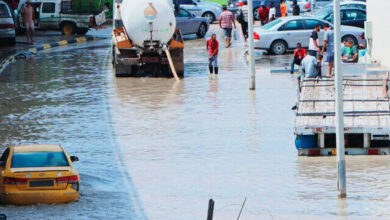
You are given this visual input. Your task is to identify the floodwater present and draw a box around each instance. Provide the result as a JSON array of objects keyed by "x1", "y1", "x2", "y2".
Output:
[{"x1": 1, "y1": 26, "x2": 390, "y2": 219}]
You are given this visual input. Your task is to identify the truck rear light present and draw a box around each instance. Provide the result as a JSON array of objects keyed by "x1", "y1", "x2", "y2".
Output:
[
  {"x1": 0, "y1": 24, "x2": 14, "y2": 29},
  {"x1": 236, "y1": 2, "x2": 244, "y2": 6},
  {"x1": 4, "y1": 177, "x2": 27, "y2": 185},
  {"x1": 305, "y1": 3, "x2": 311, "y2": 9},
  {"x1": 89, "y1": 17, "x2": 94, "y2": 26},
  {"x1": 57, "y1": 175, "x2": 79, "y2": 184},
  {"x1": 253, "y1": 32, "x2": 260, "y2": 40},
  {"x1": 368, "y1": 149, "x2": 380, "y2": 155},
  {"x1": 307, "y1": 149, "x2": 320, "y2": 156}
]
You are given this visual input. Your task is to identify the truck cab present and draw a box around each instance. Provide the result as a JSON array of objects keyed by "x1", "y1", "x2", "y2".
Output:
[{"x1": 15, "y1": 0, "x2": 105, "y2": 35}]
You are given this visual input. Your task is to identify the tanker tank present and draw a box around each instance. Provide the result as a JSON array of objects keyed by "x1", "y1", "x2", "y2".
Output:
[
  {"x1": 112, "y1": 0, "x2": 184, "y2": 78},
  {"x1": 120, "y1": 0, "x2": 176, "y2": 48}
]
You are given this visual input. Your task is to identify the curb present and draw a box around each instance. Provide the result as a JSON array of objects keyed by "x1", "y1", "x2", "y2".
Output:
[{"x1": 0, "y1": 35, "x2": 100, "y2": 74}]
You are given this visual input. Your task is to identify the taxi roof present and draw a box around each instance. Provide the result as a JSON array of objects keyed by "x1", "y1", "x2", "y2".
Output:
[{"x1": 11, "y1": 145, "x2": 63, "y2": 153}]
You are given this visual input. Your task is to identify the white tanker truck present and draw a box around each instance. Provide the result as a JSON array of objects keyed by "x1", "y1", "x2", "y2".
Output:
[{"x1": 112, "y1": 0, "x2": 184, "y2": 78}]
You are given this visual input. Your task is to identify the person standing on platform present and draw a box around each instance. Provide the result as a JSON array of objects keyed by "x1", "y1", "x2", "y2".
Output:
[
  {"x1": 308, "y1": 24, "x2": 321, "y2": 57},
  {"x1": 206, "y1": 34, "x2": 219, "y2": 75},
  {"x1": 322, "y1": 23, "x2": 334, "y2": 77}
]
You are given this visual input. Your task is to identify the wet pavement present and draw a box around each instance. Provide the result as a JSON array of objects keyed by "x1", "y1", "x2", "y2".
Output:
[{"x1": 0, "y1": 25, "x2": 390, "y2": 219}]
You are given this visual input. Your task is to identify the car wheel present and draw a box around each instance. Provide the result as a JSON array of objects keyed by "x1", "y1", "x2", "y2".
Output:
[
  {"x1": 254, "y1": 8, "x2": 260, "y2": 20},
  {"x1": 202, "y1": 12, "x2": 215, "y2": 24},
  {"x1": 271, "y1": 40, "x2": 287, "y2": 55},
  {"x1": 9, "y1": 37, "x2": 16, "y2": 46},
  {"x1": 60, "y1": 22, "x2": 76, "y2": 36},
  {"x1": 76, "y1": 28, "x2": 89, "y2": 35},
  {"x1": 196, "y1": 23, "x2": 207, "y2": 38},
  {"x1": 342, "y1": 35, "x2": 358, "y2": 46}
]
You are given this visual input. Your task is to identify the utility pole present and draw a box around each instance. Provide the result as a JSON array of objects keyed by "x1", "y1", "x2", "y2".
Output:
[
  {"x1": 248, "y1": 0, "x2": 256, "y2": 90},
  {"x1": 334, "y1": 0, "x2": 346, "y2": 198}
]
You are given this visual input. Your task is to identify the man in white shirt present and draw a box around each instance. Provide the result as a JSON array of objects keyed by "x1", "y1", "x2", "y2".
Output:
[
  {"x1": 114, "y1": 0, "x2": 121, "y2": 28},
  {"x1": 308, "y1": 24, "x2": 321, "y2": 57},
  {"x1": 268, "y1": 2, "x2": 276, "y2": 21}
]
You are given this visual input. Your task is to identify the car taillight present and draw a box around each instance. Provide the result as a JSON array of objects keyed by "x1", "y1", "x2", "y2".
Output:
[
  {"x1": 236, "y1": 2, "x2": 244, "y2": 6},
  {"x1": 307, "y1": 149, "x2": 320, "y2": 156},
  {"x1": 4, "y1": 177, "x2": 27, "y2": 185},
  {"x1": 253, "y1": 32, "x2": 260, "y2": 40},
  {"x1": 305, "y1": 3, "x2": 311, "y2": 9},
  {"x1": 368, "y1": 149, "x2": 380, "y2": 155},
  {"x1": 89, "y1": 17, "x2": 94, "y2": 26},
  {"x1": 0, "y1": 24, "x2": 15, "y2": 29},
  {"x1": 57, "y1": 175, "x2": 79, "y2": 184}
]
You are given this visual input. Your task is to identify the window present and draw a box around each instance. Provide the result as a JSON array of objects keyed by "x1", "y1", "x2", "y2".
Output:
[
  {"x1": 177, "y1": 9, "x2": 191, "y2": 17},
  {"x1": 343, "y1": 10, "x2": 366, "y2": 20},
  {"x1": 0, "y1": 148, "x2": 10, "y2": 166},
  {"x1": 42, "y1": 2, "x2": 55, "y2": 13},
  {"x1": 0, "y1": 4, "x2": 11, "y2": 18},
  {"x1": 262, "y1": 19, "x2": 282, "y2": 30},
  {"x1": 11, "y1": 152, "x2": 69, "y2": 168},
  {"x1": 180, "y1": 0, "x2": 194, "y2": 4},
  {"x1": 304, "y1": 19, "x2": 324, "y2": 29},
  {"x1": 282, "y1": 20, "x2": 304, "y2": 31},
  {"x1": 341, "y1": 4, "x2": 366, "y2": 10}
]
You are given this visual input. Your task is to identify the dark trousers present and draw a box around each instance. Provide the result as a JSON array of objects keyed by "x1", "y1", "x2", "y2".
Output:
[
  {"x1": 290, "y1": 58, "x2": 302, "y2": 73},
  {"x1": 241, "y1": 21, "x2": 248, "y2": 40}
]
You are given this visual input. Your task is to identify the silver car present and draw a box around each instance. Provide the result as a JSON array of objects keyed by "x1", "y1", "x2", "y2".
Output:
[
  {"x1": 179, "y1": 0, "x2": 222, "y2": 23},
  {"x1": 175, "y1": 8, "x2": 209, "y2": 38},
  {"x1": 254, "y1": 16, "x2": 365, "y2": 55},
  {"x1": 0, "y1": 1, "x2": 15, "y2": 45}
]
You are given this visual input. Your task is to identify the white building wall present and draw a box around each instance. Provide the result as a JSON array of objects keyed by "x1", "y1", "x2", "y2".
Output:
[{"x1": 367, "y1": 0, "x2": 390, "y2": 68}]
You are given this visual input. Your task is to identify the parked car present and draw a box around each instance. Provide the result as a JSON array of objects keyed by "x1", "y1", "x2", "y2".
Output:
[
  {"x1": 286, "y1": 0, "x2": 312, "y2": 14},
  {"x1": 322, "y1": 1, "x2": 366, "y2": 10},
  {"x1": 253, "y1": 16, "x2": 365, "y2": 54},
  {"x1": 175, "y1": 8, "x2": 209, "y2": 38},
  {"x1": 313, "y1": 7, "x2": 366, "y2": 28},
  {"x1": 0, "y1": 145, "x2": 80, "y2": 205},
  {"x1": 228, "y1": 0, "x2": 282, "y2": 19},
  {"x1": 179, "y1": 0, "x2": 222, "y2": 23},
  {"x1": 0, "y1": 1, "x2": 15, "y2": 45},
  {"x1": 14, "y1": 0, "x2": 105, "y2": 36}
]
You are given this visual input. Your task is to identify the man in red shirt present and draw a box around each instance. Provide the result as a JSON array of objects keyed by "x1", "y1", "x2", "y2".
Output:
[
  {"x1": 258, "y1": 4, "x2": 269, "y2": 25},
  {"x1": 206, "y1": 34, "x2": 219, "y2": 74},
  {"x1": 290, "y1": 43, "x2": 306, "y2": 74}
]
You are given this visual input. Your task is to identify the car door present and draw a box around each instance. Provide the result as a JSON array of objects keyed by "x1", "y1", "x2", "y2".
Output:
[
  {"x1": 0, "y1": 148, "x2": 10, "y2": 190},
  {"x1": 39, "y1": 2, "x2": 58, "y2": 29},
  {"x1": 278, "y1": 20, "x2": 306, "y2": 49},
  {"x1": 303, "y1": 19, "x2": 325, "y2": 48},
  {"x1": 180, "y1": 0, "x2": 202, "y2": 17},
  {"x1": 175, "y1": 8, "x2": 192, "y2": 35},
  {"x1": 342, "y1": 9, "x2": 366, "y2": 28}
]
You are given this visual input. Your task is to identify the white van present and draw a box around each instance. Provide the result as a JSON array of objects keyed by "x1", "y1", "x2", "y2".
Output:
[{"x1": 15, "y1": 0, "x2": 105, "y2": 35}]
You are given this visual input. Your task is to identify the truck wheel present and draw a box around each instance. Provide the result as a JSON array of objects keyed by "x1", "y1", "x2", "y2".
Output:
[
  {"x1": 196, "y1": 23, "x2": 207, "y2": 38},
  {"x1": 61, "y1": 22, "x2": 76, "y2": 36},
  {"x1": 76, "y1": 28, "x2": 89, "y2": 35}
]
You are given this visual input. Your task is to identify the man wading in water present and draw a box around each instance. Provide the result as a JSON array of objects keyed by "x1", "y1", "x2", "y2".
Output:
[{"x1": 206, "y1": 34, "x2": 219, "y2": 75}]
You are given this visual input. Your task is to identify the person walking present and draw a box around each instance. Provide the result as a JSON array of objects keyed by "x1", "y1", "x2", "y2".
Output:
[
  {"x1": 321, "y1": 23, "x2": 334, "y2": 77},
  {"x1": 114, "y1": 0, "x2": 122, "y2": 28},
  {"x1": 219, "y1": 6, "x2": 236, "y2": 48},
  {"x1": 237, "y1": 1, "x2": 249, "y2": 41},
  {"x1": 268, "y1": 2, "x2": 276, "y2": 22},
  {"x1": 258, "y1": 4, "x2": 269, "y2": 25},
  {"x1": 21, "y1": 0, "x2": 34, "y2": 43},
  {"x1": 308, "y1": 24, "x2": 321, "y2": 57},
  {"x1": 280, "y1": 0, "x2": 287, "y2": 17},
  {"x1": 290, "y1": 43, "x2": 306, "y2": 74},
  {"x1": 206, "y1": 34, "x2": 219, "y2": 74},
  {"x1": 292, "y1": 0, "x2": 300, "y2": 16}
]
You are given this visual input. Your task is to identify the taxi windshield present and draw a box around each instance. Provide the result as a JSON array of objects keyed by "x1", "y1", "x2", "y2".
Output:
[{"x1": 11, "y1": 151, "x2": 69, "y2": 168}]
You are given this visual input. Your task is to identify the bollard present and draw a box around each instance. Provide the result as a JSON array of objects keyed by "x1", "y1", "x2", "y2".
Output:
[{"x1": 207, "y1": 199, "x2": 214, "y2": 220}]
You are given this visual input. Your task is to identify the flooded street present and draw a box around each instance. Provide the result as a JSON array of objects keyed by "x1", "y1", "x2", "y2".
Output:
[{"x1": 1, "y1": 25, "x2": 390, "y2": 219}]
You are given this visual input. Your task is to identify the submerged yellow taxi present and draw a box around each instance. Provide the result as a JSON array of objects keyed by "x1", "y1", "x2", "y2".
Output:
[{"x1": 0, "y1": 145, "x2": 80, "y2": 205}]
